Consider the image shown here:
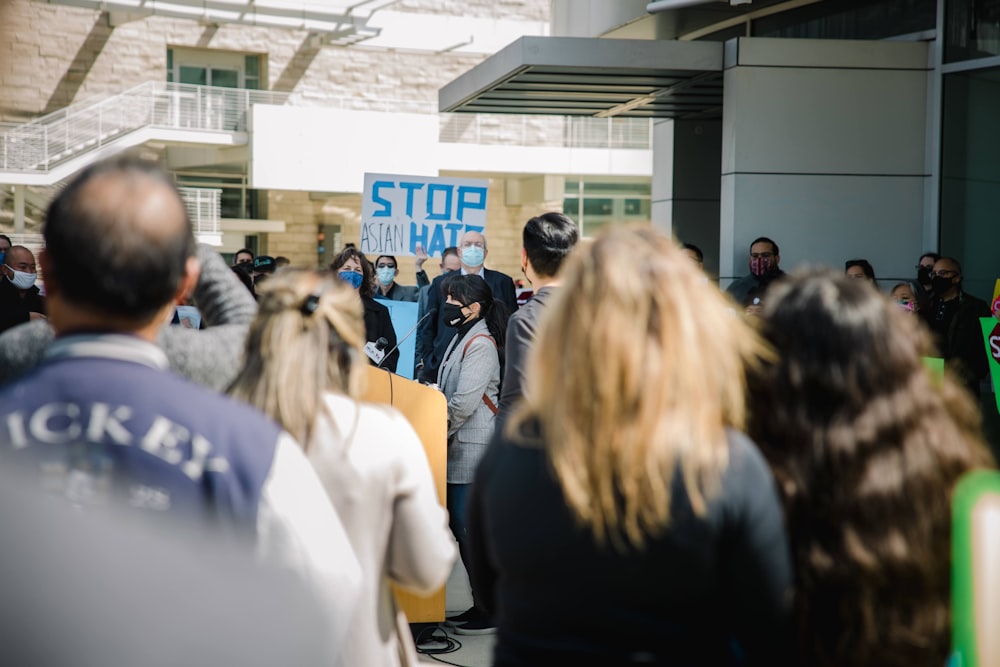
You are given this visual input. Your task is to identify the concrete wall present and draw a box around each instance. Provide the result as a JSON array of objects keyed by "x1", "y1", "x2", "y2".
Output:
[{"x1": 720, "y1": 37, "x2": 930, "y2": 288}]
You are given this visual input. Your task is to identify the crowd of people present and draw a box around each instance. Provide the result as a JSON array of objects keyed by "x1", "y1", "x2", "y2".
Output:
[{"x1": 0, "y1": 154, "x2": 994, "y2": 667}]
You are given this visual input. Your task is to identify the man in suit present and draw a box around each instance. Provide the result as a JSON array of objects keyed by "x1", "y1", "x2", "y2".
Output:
[{"x1": 418, "y1": 230, "x2": 517, "y2": 383}]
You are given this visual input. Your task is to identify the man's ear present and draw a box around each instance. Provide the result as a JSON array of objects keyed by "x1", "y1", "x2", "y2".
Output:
[
  {"x1": 174, "y1": 256, "x2": 201, "y2": 305},
  {"x1": 38, "y1": 249, "x2": 55, "y2": 293}
]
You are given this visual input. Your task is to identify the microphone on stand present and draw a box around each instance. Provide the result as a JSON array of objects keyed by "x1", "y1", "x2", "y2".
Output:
[
  {"x1": 377, "y1": 310, "x2": 435, "y2": 370},
  {"x1": 364, "y1": 337, "x2": 389, "y2": 365}
]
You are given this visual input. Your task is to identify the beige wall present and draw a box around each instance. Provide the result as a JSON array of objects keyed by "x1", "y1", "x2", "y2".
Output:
[{"x1": 0, "y1": 1, "x2": 526, "y2": 120}]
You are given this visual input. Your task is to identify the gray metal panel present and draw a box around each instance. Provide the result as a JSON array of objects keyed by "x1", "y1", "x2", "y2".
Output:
[{"x1": 439, "y1": 36, "x2": 725, "y2": 118}]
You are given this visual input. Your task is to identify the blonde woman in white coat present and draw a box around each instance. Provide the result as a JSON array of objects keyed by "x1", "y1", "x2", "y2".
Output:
[
  {"x1": 230, "y1": 269, "x2": 457, "y2": 666},
  {"x1": 436, "y1": 273, "x2": 508, "y2": 634}
]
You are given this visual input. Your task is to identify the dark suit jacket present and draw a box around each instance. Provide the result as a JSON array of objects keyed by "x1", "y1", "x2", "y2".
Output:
[
  {"x1": 363, "y1": 296, "x2": 398, "y2": 373},
  {"x1": 497, "y1": 286, "x2": 556, "y2": 421},
  {"x1": 417, "y1": 267, "x2": 517, "y2": 383},
  {"x1": 0, "y1": 279, "x2": 45, "y2": 335},
  {"x1": 375, "y1": 282, "x2": 419, "y2": 302}
]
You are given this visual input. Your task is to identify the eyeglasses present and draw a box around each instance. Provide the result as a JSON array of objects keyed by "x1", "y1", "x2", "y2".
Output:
[
  {"x1": 750, "y1": 252, "x2": 774, "y2": 260},
  {"x1": 931, "y1": 270, "x2": 957, "y2": 278},
  {"x1": 916, "y1": 263, "x2": 935, "y2": 271},
  {"x1": 461, "y1": 241, "x2": 485, "y2": 249}
]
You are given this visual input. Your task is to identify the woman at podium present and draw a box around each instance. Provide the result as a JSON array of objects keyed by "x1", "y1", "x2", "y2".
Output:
[
  {"x1": 437, "y1": 274, "x2": 508, "y2": 635},
  {"x1": 466, "y1": 227, "x2": 791, "y2": 665},
  {"x1": 229, "y1": 270, "x2": 457, "y2": 667}
]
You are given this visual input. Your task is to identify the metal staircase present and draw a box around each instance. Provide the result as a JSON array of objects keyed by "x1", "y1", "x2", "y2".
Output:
[
  {"x1": 0, "y1": 81, "x2": 286, "y2": 244},
  {"x1": 0, "y1": 81, "x2": 288, "y2": 184}
]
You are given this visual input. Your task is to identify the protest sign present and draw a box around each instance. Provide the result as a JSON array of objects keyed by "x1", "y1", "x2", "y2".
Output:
[{"x1": 360, "y1": 173, "x2": 489, "y2": 257}]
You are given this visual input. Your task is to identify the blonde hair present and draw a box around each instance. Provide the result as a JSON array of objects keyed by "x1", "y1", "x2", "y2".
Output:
[
  {"x1": 511, "y1": 226, "x2": 765, "y2": 550},
  {"x1": 228, "y1": 269, "x2": 366, "y2": 446}
]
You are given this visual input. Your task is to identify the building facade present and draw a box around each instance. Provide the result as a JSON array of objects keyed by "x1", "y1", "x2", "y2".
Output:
[
  {"x1": 441, "y1": 0, "x2": 1000, "y2": 297},
  {"x1": 0, "y1": 0, "x2": 653, "y2": 280}
]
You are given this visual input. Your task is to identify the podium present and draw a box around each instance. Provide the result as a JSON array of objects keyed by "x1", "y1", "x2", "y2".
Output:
[{"x1": 361, "y1": 366, "x2": 448, "y2": 623}]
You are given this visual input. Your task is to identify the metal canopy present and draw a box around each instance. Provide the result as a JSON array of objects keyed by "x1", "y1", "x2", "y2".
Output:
[{"x1": 439, "y1": 36, "x2": 725, "y2": 119}]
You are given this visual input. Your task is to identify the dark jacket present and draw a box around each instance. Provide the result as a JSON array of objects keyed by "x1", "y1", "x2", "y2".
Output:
[
  {"x1": 363, "y1": 296, "x2": 398, "y2": 373},
  {"x1": 0, "y1": 278, "x2": 45, "y2": 335},
  {"x1": 417, "y1": 267, "x2": 517, "y2": 383},
  {"x1": 725, "y1": 270, "x2": 786, "y2": 306},
  {"x1": 375, "y1": 282, "x2": 419, "y2": 302},
  {"x1": 924, "y1": 290, "x2": 991, "y2": 393},
  {"x1": 468, "y1": 423, "x2": 792, "y2": 667},
  {"x1": 497, "y1": 286, "x2": 556, "y2": 422}
]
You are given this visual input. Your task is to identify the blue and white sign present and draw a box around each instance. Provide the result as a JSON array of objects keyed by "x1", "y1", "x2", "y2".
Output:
[{"x1": 361, "y1": 173, "x2": 489, "y2": 257}]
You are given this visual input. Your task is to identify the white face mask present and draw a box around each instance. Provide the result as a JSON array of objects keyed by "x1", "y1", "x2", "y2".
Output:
[
  {"x1": 7, "y1": 268, "x2": 36, "y2": 290},
  {"x1": 376, "y1": 267, "x2": 396, "y2": 286}
]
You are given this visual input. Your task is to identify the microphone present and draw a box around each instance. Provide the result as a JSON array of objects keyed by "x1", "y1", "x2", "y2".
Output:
[
  {"x1": 364, "y1": 337, "x2": 389, "y2": 364},
  {"x1": 377, "y1": 310, "x2": 435, "y2": 369}
]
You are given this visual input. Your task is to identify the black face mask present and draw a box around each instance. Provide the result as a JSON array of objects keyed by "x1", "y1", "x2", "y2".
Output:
[
  {"x1": 931, "y1": 275, "x2": 955, "y2": 296},
  {"x1": 442, "y1": 303, "x2": 466, "y2": 328},
  {"x1": 917, "y1": 266, "x2": 933, "y2": 287}
]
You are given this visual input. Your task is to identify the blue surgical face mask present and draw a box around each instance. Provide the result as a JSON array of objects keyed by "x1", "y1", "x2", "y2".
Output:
[
  {"x1": 337, "y1": 270, "x2": 364, "y2": 290},
  {"x1": 0, "y1": 251, "x2": 6, "y2": 265},
  {"x1": 376, "y1": 267, "x2": 396, "y2": 286},
  {"x1": 461, "y1": 245, "x2": 485, "y2": 267}
]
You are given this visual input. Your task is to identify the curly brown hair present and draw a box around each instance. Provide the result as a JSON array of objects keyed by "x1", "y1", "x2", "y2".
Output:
[
  {"x1": 330, "y1": 246, "x2": 374, "y2": 298},
  {"x1": 747, "y1": 269, "x2": 993, "y2": 667}
]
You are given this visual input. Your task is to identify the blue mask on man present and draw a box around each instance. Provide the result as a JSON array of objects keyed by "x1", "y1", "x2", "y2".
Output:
[
  {"x1": 337, "y1": 270, "x2": 364, "y2": 290},
  {"x1": 461, "y1": 245, "x2": 485, "y2": 267}
]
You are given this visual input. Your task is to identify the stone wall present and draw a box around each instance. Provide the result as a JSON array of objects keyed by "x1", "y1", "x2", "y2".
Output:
[{"x1": 0, "y1": 0, "x2": 562, "y2": 277}]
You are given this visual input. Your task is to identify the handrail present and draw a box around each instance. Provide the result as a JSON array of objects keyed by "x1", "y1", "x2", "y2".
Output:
[
  {"x1": 0, "y1": 82, "x2": 288, "y2": 174},
  {"x1": 178, "y1": 187, "x2": 222, "y2": 237}
]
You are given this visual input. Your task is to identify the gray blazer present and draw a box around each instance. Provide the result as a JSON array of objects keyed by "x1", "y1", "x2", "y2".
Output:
[{"x1": 437, "y1": 319, "x2": 500, "y2": 484}]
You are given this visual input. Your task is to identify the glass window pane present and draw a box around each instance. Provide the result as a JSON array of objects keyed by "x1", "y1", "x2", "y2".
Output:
[
  {"x1": 583, "y1": 198, "x2": 614, "y2": 216},
  {"x1": 245, "y1": 55, "x2": 259, "y2": 76},
  {"x1": 167, "y1": 48, "x2": 173, "y2": 82},
  {"x1": 210, "y1": 69, "x2": 240, "y2": 89},
  {"x1": 563, "y1": 198, "x2": 579, "y2": 216},
  {"x1": 945, "y1": 0, "x2": 1000, "y2": 62},
  {"x1": 940, "y1": 67, "x2": 1000, "y2": 300},
  {"x1": 179, "y1": 66, "x2": 207, "y2": 86}
]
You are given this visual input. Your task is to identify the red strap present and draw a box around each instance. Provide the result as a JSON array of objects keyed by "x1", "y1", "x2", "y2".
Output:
[{"x1": 460, "y1": 333, "x2": 498, "y2": 415}]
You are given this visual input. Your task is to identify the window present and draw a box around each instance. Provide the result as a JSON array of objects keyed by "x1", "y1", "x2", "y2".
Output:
[
  {"x1": 167, "y1": 48, "x2": 264, "y2": 89},
  {"x1": 563, "y1": 181, "x2": 652, "y2": 237},
  {"x1": 945, "y1": 0, "x2": 1000, "y2": 63}
]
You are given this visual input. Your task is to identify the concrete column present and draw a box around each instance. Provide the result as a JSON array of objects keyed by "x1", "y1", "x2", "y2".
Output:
[
  {"x1": 720, "y1": 37, "x2": 930, "y2": 288},
  {"x1": 651, "y1": 118, "x2": 722, "y2": 278}
]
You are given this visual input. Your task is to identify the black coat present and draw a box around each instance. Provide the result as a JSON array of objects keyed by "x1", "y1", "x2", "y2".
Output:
[
  {"x1": 0, "y1": 279, "x2": 45, "y2": 335},
  {"x1": 363, "y1": 296, "x2": 398, "y2": 373}
]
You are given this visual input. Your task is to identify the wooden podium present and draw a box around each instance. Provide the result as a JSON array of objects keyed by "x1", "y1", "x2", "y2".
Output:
[{"x1": 361, "y1": 366, "x2": 449, "y2": 623}]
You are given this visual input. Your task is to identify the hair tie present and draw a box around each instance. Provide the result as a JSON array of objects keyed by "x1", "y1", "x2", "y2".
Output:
[{"x1": 301, "y1": 293, "x2": 321, "y2": 316}]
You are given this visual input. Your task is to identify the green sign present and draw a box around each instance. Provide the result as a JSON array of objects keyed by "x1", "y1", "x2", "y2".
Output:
[{"x1": 979, "y1": 318, "x2": 1000, "y2": 414}]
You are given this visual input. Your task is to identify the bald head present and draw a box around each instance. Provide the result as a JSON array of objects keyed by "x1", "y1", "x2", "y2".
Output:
[{"x1": 43, "y1": 156, "x2": 196, "y2": 321}]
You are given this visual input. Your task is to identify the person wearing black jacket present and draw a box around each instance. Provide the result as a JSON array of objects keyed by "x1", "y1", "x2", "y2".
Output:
[
  {"x1": 0, "y1": 245, "x2": 46, "y2": 334},
  {"x1": 418, "y1": 231, "x2": 516, "y2": 383},
  {"x1": 330, "y1": 248, "x2": 398, "y2": 373}
]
